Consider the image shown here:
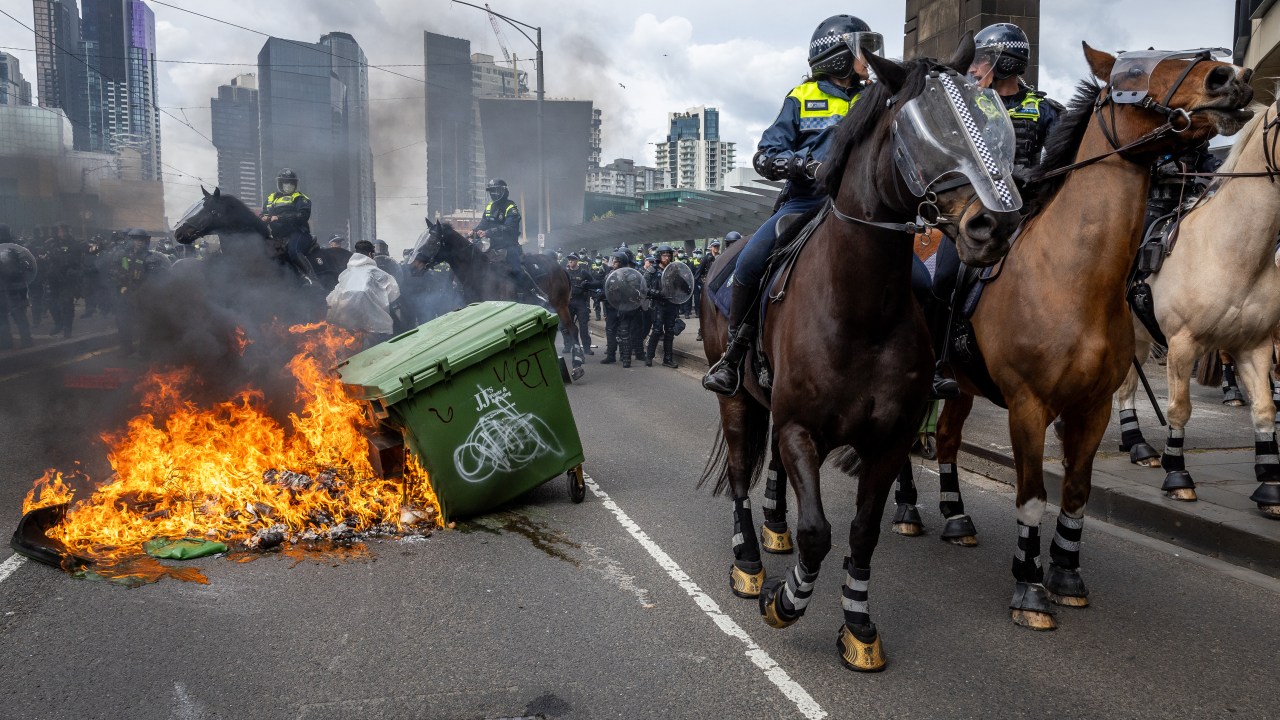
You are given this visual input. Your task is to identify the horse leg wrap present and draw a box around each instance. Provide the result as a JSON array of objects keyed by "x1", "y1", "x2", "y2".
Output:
[
  {"x1": 1161, "y1": 428, "x2": 1196, "y2": 498},
  {"x1": 1118, "y1": 409, "x2": 1159, "y2": 464},
  {"x1": 938, "y1": 463, "x2": 977, "y2": 542},
  {"x1": 1272, "y1": 376, "x2": 1280, "y2": 412},
  {"x1": 892, "y1": 463, "x2": 924, "y2": 536},
  {"x1": 841, "y1": 560, "x2": 871, "y2": 627},
  {"x1": 731, "y1": 497, "x2": 761, "y2": 565},
  {"x1": 1046, "y1": 511, "x2": 1089, "y2": 606},
  {"x1": 894, "y1": 463, "x2": 918, "y2": 506},
  {"x1": 759, "y1": 563, "x2": 816, "y2": 629},
  {"x1": 1011, "y1": 521, "x2": 1044, "y2": 584},
  {"x1": 762, "y1": 468, "x2": 788, "y2": 524},
  {"x1": 1254, "y1": 431, "x2": 1280, "y2": 482},
  {"x1": 1222, "y1": 364, "x2": 1245, "y2": 404}
]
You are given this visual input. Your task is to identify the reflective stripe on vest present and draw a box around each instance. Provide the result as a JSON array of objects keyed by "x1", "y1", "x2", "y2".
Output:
[
  {"x1": 485, "y1": 200, "x2": 516, "y2": 220},
  {"x1": 787, "y1": 82, "x2": 859, "y2": 132},
  {"x1": 267, "y1": 191, "x2": 306, "y2": 210},
  {"x1": 1008, "y1": 95, "x2": 1043, "y2": 121}
]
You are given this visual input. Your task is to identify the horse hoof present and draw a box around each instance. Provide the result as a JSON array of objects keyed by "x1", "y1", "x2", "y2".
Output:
[
  {"x1": 1224, "y1": 399, "x2": 1246, "y2": 408},
  {"x1": 941, "y1": 515, "x2": 978, "y2": 546},
  {"x1": 1161, "y1": 470, "x2": 1196, "y2": 501},
  {"x1": 760, "y1": 524, "x2": 794, "y2": 554},
  {"x1": 1126, "y1": 442, "x2": 1161, "y2": 468},
  {"x1": 891, "y1": 504, "x2": 924, "y2": 537},
  {"x1": 759, "y1": 579, "x2": 799, "y2": 629},
  {"x1": 1010, "y1": 582, "x2": 1057, "y2": 631},
  {"x1": 1166, "y1": 487, "x2": 1198, "y2": 502},
  {"x1": 1045, "y1": 565, "x2": 1090, "y2": 608},
  {"x1": 1249, "y1": 483, "x2": 1280, "y2": 518},
  {"x1": 1011, "y1": 608, "x2": 1059, "y2": 630},
  {"x1": 837, "y1": 623, "x2": 886, "y2": 672},
  {"x1": 1258, "y1": 504, "x2": 1280, "y2": 518},
  {"x1": 1136, "y1": 457, "x2": 1162, "y2": 468},
  {"x1": 730, "y1": 564, "x2": 765, "y2": 599}
]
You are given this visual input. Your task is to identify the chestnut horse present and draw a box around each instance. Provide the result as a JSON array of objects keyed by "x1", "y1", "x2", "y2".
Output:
[
  {"x1": 412, "y1": 220, "x2": 582, "y2": 375},
  {"x1": 911, "y1": 46, "x2": 1254, "y2": 630},
  {"x1": 1112, "y1": 101, "x2": 1280, "y2": 516},
  {"x1": 700, "y1": 38, "x2": 1022, "y2": 671}
]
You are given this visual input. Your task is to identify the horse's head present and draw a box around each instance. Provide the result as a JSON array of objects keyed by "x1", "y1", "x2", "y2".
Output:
[
  {"x1": 173, "y1": 187, "x2": 266, "y2": 244},
  {"x1": 826, "y1": 34, "x2": 1021, "y2": 267},
  {"x1": 1080, "y1": 44, "x2": 1254, "y2": 159},
  {"x1": 410, "y1": 219, "x2": 458, "y2": 274}
]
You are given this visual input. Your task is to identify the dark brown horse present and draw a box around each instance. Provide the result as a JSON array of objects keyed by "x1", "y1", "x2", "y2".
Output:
[
  {"x1": 699, "y1": 38, "x2": 1022, "y2": 671},
  {"x1": 412, "y1": 219, "x2": 581, "y2": 374},
  {"x1": 908, "y1": 46, "x2": 1254, "y2": 630}
]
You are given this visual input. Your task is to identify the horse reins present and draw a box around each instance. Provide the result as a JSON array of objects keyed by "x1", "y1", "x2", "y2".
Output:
[{"x1": 1172, "y1": 104, "x2": 1280, "y2": 183}]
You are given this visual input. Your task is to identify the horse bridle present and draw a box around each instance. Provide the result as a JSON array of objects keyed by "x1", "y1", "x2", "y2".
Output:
[{"x1": 1172, "y1": 101, "x2": 1280, "y2": 183}]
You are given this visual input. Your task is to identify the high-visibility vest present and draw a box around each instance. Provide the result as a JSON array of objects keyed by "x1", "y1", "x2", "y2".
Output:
[{"x1": 787, "y1": 81, "x2": 860, "y2": 132}]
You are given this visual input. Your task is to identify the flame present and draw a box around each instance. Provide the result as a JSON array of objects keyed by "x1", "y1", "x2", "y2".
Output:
[{"x1": 24, "y1": 323, "x2": 439, "y2": 563}]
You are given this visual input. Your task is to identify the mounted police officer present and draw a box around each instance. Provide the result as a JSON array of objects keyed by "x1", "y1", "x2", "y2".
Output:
[
  {"x1": 475, "y1": 178, "x2": 540, "y2": 302},
  {"x1": 261, "y1": 168, "x2": 318, "y2": 285},
  {"x1": 968, "y1": 23, "x2": 1061, "y2": 171},
  {"x1": 564, "y1": 252, "x2": 597, "y2": 355},
  {"x1": 704, "y1": 15, "x2": 882, "y2": 395}
]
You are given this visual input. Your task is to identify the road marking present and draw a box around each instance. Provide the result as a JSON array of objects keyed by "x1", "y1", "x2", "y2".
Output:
[
  {"x1": 0, "y1": 554, "x2": 25, "y2": 585},
  {"x1": 0, "y1": 347, "x2": 116, "y2": 385},
  {"x1": 583, "y1": 473, "x2": 827, "y2": 720}
]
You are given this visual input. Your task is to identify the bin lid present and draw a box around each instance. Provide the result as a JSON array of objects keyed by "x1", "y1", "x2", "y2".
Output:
[{"x1": 335, "y1": 301, "x2": 559, "y2": 405}]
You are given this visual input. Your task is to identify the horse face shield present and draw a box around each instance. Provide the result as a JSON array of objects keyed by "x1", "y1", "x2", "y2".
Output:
[{"x1": 892, "y1": 70, "x2": 1023, "y2": 214}]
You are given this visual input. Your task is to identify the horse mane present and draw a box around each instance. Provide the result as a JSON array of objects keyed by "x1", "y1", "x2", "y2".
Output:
[
  {"x1": 1021, "y1": 81, "x2": 1103, "y2": 215},
  {"x1": 1218, "y1": 103, "x2": 1270, "y2": 173},
  {"x1": 212, "y1": 191, "x2": 270, "y2": 236},
  {"x1": 821, "y1": 58, "x2": 933, "y2": 197}
]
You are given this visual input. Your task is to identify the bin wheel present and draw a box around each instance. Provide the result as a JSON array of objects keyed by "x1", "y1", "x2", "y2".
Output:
[
  {"x1": 568, "y1": 465, "x2": 586, "y2": 503},
  {"x1": 919, "y1": 433, "x2": 937, "y2": 461}
]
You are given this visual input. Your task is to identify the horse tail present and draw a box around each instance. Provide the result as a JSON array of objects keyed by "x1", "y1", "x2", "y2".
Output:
[
  {"x1": 698, "y1": 402, "x2": 771, "y2": 496},
  {"x1": 828, "y1": 446, "x2": 862, "y2": 478},
  {"x1": 1195, "y1": 349, "x2": 1223, "y2": 388}
]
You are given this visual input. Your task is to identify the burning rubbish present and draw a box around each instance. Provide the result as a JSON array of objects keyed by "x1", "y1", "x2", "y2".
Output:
[{"x1": 13, "y1": 322, "x2": 441, "y2": 585}]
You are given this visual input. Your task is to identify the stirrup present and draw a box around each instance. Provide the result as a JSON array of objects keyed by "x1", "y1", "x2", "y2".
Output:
[{"x1": 930, "y1": 369, "x2": 960, "y2": 400}]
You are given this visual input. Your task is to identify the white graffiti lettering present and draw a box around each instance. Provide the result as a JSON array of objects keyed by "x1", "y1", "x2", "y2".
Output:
[{"x1": 455, "y1": 385, "x2": 561, "y2": 484}]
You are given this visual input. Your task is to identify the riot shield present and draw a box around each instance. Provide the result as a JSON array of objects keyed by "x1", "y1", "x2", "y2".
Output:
[
  {"x1": 660, "y1": 261, "x2": 695, "y2": 304},
  {"x1": 0, "y1": 243, "x2": 38, "y2": 289},
  {"x1": 604, "y1": 267, "x2": 645, "y2": 312}
]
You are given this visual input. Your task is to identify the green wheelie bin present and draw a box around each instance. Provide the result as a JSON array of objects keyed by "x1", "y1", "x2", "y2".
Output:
[{"x1": 335, "y1": 302, "x2": 587, "y2": 521}]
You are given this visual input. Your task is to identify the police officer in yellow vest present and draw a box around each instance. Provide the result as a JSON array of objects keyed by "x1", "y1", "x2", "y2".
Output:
[
  {"x1": 474, "y1": 178, "x2": 543, "y2": 302},
  {"x1": 968, "y1": 23, "x2": 1061, "y2": 170},
  {"x1": 261, "y1": 168, "x2": 318, "y2": 284},
  {"x1": 704, "y1": 14, "x2": 882, "y2": 395}
]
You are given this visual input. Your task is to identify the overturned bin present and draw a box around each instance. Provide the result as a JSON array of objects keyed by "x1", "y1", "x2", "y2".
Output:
[{"x1": 336, "y1": 301, "x2": 586, "y2": 522}]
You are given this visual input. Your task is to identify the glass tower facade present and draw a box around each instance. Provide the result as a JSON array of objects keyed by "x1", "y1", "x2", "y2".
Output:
[
  {"x1": 423, "y1": 32, "x2": 475, "y2": 218},
  {"x1": 211, "y1": 74, "x2": 260, "y2": 202}
]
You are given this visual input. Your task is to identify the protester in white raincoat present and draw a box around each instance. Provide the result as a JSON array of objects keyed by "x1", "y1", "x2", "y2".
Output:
[{"x1": 326, "y1": 250, "x2": 400, "y2": 336}]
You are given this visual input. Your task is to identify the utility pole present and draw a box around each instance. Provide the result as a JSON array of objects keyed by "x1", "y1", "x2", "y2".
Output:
[{"x1": 453, "y1": 1, "x2": 547, "y2": 238}]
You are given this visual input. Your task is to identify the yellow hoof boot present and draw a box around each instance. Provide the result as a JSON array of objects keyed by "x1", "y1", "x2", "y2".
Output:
[
  {"x1": 760, "y1": 524, "x2": 793, "y2": 554},
  {"x1": 729, "y1": 564, "x2": 765, "y2": 599},
  {"x1": 837, "y1": 624, "x2": 886, "y2": 672},
  {"x1": 760, "y1": 583, "x2": 799, "y2": 629}
]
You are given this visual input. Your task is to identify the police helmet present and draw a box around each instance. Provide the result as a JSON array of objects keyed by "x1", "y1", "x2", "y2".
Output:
[
  {"x1": 375, "y1": 239, "x2": 390, "y2": 255},
  {"x1": 486, "y1": 178, "x2": 509, "y2": 202},
  {"x1": 610, "y1": 250, "x2": 630, "y2": 267},
  {"x1": 724, "y1": 230, "x2": 743, "y2": 244},
  {"x1": 276, "y1": 168, "x2": 299, "y2": 193},
  {"x1": 126, "y1": 227, "x2": 151, "y2": 241},
  {"x1": 567, "y1": 252, "x2": 580, "y2": 261},
  {"x1": 808, "y1": 15, "x2": 881, "y2": 80},
  {"x1": 974, "y1": 23, "x2": 1031, "y2": 80},
  {"x1": 656, "y1": 244, "x2": 674, "y2": 256}
]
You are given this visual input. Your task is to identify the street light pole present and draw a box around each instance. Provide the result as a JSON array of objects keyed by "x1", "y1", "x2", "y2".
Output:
[{"x1": 452, "y1": 1, "x2": 547, "y2": 239}]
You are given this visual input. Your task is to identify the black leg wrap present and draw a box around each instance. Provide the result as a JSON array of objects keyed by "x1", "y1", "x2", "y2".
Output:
[
  {"x1": 1048, "y1": 512, "x2": 1083, "y2": 570},
  {"x1": 1253, "y1": 432, "x2": 1280, "y2": 482},
  {"x1": 778, "y1": 562, "x2": 818, "y2": 616},
  {"x1": 1010, "y1": 581, "x2": 1055, "y2": 614},
  {"x1": 841, "y1": 560, "x2": 871, "y2": 627},
  {"x1": 1222, "y1": 364, "x2": 1245, "y2": 404},
  {"x1": 762, "y1": 468, "x2": 788, "y2": 524},
  {"x1": 894, "y1": 463, "x2": 918, "y2": 506},
  {"x1": 938, "y1": 463, "x2": 966, "y2": 519},
  {"x1": 1011, "y1": 521, "x2": 1043, "y2": 584},
  {"x1": 1118, "y1": 409, "x2": 1159, "y2": 464},
  {"x1": 1161, "y1": 429, "x2": 1186, "y2": 472},
  {"x1": 732, "y1": 497, "x2": 761, "y2": 565}
]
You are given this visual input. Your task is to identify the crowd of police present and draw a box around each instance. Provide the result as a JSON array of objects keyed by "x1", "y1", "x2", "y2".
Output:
[{"x1": 0, "y1": 223, "x2": 185, "y2": 353}]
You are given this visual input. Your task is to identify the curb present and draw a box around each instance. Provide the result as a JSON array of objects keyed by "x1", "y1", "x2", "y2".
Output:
[{"x1": 0, "y1": 330, "x2": 118, "y2": 377}]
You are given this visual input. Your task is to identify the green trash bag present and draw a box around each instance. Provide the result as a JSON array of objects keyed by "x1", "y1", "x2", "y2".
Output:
[{"x1": 143, "y1": 537, "x2": 228, "y2": 560}]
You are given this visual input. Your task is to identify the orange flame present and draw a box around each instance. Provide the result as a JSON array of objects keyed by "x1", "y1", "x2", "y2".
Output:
[{"x1": 25, "y1": 323, "x2": 439, "y2": 562}]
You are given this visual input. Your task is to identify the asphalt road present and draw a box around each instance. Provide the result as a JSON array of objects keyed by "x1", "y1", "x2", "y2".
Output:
[{"x1": 1, "y1": 350, "x2": 1278, "y2": 719}]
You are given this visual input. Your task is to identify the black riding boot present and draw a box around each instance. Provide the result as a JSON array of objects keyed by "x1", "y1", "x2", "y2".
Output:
[
  {"x1": 645, "y1": 333, "x2": 659, "y2": 367},
  {"x1": 929, "y1": 282, "x2": 961, "y2": 401},
  {"x1": 662, "y1": 336, "x2": 678, "y2": 368},
  {"x1": 294, "y1": 255, "x2": 320, "y2": 286},
  {"x1": 702, "y1": 282, "x2": 758, "y2": 395}
]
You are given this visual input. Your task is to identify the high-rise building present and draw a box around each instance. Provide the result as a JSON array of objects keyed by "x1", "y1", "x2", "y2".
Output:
[
  {"x1": 904, "y1": 0, "x2": 1041, "y2": 87},
  {"x1": 588, "y1": 108, "x2": 602, "y2": 168},
  {"x1": 587, "y1": 158, "x2": 664, "y2": 197},
  {"x1": 654, "y1": 106, "x2": 736, "y2": 192},
  {"x1": 423, "y1": 32, "x2": 474, "y2": 219},
  {"x1": 470, "y1": 52, "x2": 529, "y2": 209},
  {"x1": 31, "y1": 0, "x2": 81, "y2": 111},
  {"x1": 258, "y1": 33, "x2": 375, "y2": 241},
  {"x1": 210, "y1": 74, "x2": 260, "y2": 202},
  {"x1": 76, "y1": 0, "x2": 161, "y2": 180},
  {"x1": 0, "y1": 53, "x2": 33, "y2": 105}
]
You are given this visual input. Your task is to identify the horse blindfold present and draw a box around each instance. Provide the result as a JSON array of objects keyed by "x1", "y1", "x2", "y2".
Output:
[{"x1": 892, "y1": 70, "x2": 1023, "y2": 213}]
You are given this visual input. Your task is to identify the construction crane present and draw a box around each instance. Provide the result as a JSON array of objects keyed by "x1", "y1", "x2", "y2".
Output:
[{"x1": 485, "y1": 3, "x2": 521, "y2": 98}]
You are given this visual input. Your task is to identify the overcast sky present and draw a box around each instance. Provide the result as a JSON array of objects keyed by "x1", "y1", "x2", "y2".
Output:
[{"x1": 0, "y1": 0, "x2": 1238, "y2": 247}]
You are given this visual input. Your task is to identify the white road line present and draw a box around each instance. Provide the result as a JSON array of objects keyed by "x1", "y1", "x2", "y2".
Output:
[
  {"x1": 0, "y1": 554, "x2": 26, "y2": 585},
  {"x1": 584, "y1": 473, "x2": 827, "y2": 720}
]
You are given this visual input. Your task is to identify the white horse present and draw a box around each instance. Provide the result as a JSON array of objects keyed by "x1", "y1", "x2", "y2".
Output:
[{"x1": 1114, "y1": 101, "x2": 1280, "y2": 516}]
